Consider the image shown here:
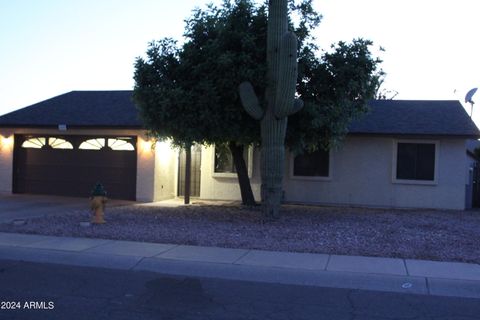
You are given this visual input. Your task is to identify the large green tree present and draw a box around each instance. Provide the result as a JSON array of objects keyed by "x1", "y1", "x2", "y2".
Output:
[
  {"x1": 288, "y1": 38, "x2": 383, "y2": 153},
  {"x1": 133, "y1": 0, "x2": 383, "y2": 212},
  {"x1": 133, "y1": 38, "x2": 202, "y2": 204},
  {"x1": 134, "y1": 0, "x2": 268, "y2": 205}
]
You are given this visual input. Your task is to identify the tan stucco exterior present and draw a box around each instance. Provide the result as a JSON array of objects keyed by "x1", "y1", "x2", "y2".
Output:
[
  {"x1": 153, "y1": 141, "x2": 178, "y2": 201},
  {"x1": 0, "y1": 129, "x2": 14, "y2": 194},
  {"x1": 283, "y1": 136, "x2": 468, "y2": 210},
  {"x1": 199, "y1": 145, "x2": 261, "y2": 201},
  {"x1": 196, "y1": 137, "x2": 469, "y2": 210}
]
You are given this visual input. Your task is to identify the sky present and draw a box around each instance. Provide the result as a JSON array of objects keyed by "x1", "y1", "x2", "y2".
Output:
[{"x1": 1, "y1": 0, "x2": 479, "y2": 123}]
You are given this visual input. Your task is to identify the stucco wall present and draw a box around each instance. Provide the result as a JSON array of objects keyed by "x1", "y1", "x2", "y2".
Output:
[
  {"x1": 0, "y1": 129, "x2": 14, "y2": 194},
  {"x1": 197, "y1": 137, "x2": 468, "y2": 209},
  {"x1": 199, "y1": 145, "x2": 261, "y2": 201},
  {"x1": 283, "y1": 136, "x2": 467, "y2": 210},
  {"x1": 0, "y1": 128, "x2": 156, "y2": 202},
  {"x1": 135, "y1": 133, "x2": 155, "y2": 202},
  {"x1": 153, "y1": 141, "x2": 177, "y2": 201}
]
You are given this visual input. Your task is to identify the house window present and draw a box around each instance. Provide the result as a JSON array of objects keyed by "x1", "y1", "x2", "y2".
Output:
[
  {"x1": 213, "y1": 144, "x2": 252, "y2": 177},
  {"x1": 395, "y1": 142, "x2": 436, "y2": 181},
  {"x1": 214, "y1": 145, "x2": 248, "y2": 173},
  {"x1": 293, "y1": 149, "x2": 330, "y2": 177}
]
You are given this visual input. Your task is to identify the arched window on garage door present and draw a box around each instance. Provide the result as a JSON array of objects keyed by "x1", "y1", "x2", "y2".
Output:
[
  {"x1": 79, "y1": 138, "x2": 105, "y2": 150},
  {"x1": 48, "y1": 138, "x2": 73, "y2": 149},
  {"x1": 21, "y1": 137, "x2": 73, "y2": 149},
  {"x1": 21, "y1": 137, "x2": 46, "y2": 149},
  {"x1": 107, "y1": 138, "x2": 135, "y2": 151},
  {"x1": 79, "y1": 138, "x2": 135, "y2": 151}
]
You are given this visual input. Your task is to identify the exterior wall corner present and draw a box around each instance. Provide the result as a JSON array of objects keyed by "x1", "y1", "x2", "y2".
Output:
[{"x1": 0, "y1": 129, "x2": 14, "y2": 194}]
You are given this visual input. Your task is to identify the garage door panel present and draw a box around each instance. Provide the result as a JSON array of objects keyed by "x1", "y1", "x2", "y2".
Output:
[
  {"x1": 14, "y1": 135, "x2": 137, "y2": 200},
  {"x1": 17, "y1": 180, "x2": 93, "y2": 198},
  {"x1": 21, "y1": 150, "x2": 135, "y2": 164},
  {"x1": 17, "y1": 179, "x2": 136, "y2": 200},
  {"x1": 18, "y1": 169, "x2": 135, "y2": 184},
  {"x1": 18, "y1": 153, "x2": 136, "y2": 180}
]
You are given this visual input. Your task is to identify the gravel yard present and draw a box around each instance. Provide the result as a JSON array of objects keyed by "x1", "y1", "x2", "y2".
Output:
[{"x1": 1, "y1": 202, "x2": 479, "y2": 264}]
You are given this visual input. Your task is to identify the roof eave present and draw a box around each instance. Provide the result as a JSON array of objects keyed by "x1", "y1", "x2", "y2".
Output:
[
  {"x1": 348, "y1": 132, "x2": 480, "y2": 139},
  {"x1": 0, "y1": 124, "x2": 144, "y2": 130}
]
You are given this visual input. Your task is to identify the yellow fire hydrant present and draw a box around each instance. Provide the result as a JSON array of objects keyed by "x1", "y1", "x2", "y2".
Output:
[{"x1": 90, "y1": 183, "x2": 107, "y2": 224}]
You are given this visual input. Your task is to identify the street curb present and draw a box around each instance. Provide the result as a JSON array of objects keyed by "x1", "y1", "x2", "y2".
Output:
[{"x1": 0, "y1": 232, "x2": 479, "y2": 299}]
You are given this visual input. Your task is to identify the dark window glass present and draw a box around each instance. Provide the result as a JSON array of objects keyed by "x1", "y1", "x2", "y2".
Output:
[
  {"x1": 293, "y1": 149, "x2": 329, "y2": 177},
  {"x1": 396, "y1": 143, "x2": 435, "y2": 181},
  {"x1": 214, "y1": 145, "x2": 248, "y2": 173}
]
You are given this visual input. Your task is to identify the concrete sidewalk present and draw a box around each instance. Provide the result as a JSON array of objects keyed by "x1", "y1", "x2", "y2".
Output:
[
  {"x1": 0, "y1": 232, "x2": 479, "y2": 299},
  {"x1": 0, "y1": 194, "x2": 134, "y2": 223}
]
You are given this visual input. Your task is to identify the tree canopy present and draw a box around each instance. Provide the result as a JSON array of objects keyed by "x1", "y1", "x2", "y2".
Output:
[
  {"x1": 134, "y1": 0, "x2": 268, "y2": 148},
  {"x1": 134, "y1": 0, "x2": 383, "y2": 151},
  {"x1": 133, "y1": 0, "x2": 384, "y2": 205},
  {"x1": 288, "y1": 38, "x2": 384, "y2": 153}
]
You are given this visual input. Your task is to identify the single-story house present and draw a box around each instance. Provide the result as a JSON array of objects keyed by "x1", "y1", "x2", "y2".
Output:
[{"x1": 0, "y1": 90, "x2": 479, "y2": 210}]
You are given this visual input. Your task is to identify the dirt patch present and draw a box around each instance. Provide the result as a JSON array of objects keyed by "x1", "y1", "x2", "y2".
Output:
[{"x1": 1, "y1": 203, "x2": 479, "y2": 264}]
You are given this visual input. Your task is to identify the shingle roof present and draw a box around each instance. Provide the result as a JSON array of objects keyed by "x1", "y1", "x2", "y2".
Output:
[
  {"x1": 0, "y1": 91, "x2": 142, "y2": 128},
  {"x1": 0, "y1": 92, "x2": 478, "y2": 138},
  {"x1": 349, "y1": 100, "x2": 480, "y2": 137}
]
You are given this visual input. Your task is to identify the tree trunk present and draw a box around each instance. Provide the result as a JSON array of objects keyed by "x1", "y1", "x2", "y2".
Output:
[
  {"x1": 228, "y1": 141, "x2": 256, "y2": 206},
  {"x1": 184, "y1": 144, "x2": 191, "y2": 205}
]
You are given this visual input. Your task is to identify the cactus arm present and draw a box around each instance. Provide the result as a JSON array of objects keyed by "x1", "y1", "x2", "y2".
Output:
[
  {"x1": 239, "y1": 81, "x2": 264, "y2": 120},
  {"x1": 277, "y1": 99, "x2": 303, "y2": 119},
  {"x1": 274, "y1": 31, "x2": 299, "y2": 118}
]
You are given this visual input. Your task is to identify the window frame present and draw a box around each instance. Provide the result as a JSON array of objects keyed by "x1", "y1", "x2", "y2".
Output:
[
  {"x1": 289, "y1": 149, "x2": 333, "y2": 181},
  {"x1": 211, "y1": 145, "x2": 253, "y2": 178},
  {"x1": 392, "y1": 139, "x2": 439, "y2": 185}
]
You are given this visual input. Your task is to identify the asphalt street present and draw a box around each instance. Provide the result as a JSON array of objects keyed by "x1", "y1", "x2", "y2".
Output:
[{"x1": 0, "y1": 259, "x2": 479, "y2": 320}]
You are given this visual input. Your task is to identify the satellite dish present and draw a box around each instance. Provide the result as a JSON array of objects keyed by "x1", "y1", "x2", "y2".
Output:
[
  {"x1": 465, "y1": 88, "x2": 478, "y2": 117},
  {"x1": 465, "y1": 88, "x2": 478, "y2": 104}
]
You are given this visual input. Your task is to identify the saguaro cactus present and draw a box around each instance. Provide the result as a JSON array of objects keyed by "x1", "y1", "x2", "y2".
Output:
[{"x1": 239, "y1": 0, "x2": 303, "y2": 219}]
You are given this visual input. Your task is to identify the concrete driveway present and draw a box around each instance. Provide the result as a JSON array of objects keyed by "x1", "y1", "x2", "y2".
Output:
[{"x1": 0, "y1": 194, "x2": 134, "y2": 223}]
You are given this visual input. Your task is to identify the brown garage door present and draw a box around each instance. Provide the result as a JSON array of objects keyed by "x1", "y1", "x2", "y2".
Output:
[{"x1": 13, "y1": 135, "x2": 137, "y2": 200}]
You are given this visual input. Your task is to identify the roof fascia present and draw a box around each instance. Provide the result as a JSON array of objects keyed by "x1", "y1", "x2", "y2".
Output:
[
  {"x1": 347, "y1": 132, "x2": 480, "y2": 139},
  {"x1": 0, "y1": 124, "x2": 143, "y2": 130}
]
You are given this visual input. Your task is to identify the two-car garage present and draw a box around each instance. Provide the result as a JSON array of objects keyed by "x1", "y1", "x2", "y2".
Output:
[
  {"x1": 13, "y1": 135, "x2": 137, "y2": 200},
  {"x1": 0, "y1": 91, "x2": 159, "y2": 202}
]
